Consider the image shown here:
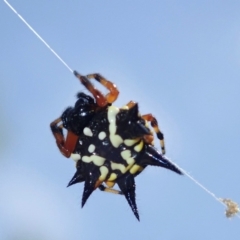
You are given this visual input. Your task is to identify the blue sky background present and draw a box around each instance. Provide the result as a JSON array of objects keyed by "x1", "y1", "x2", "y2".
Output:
[{"x1": 1, "y1": 1, "x2": 240, "y2": 239}]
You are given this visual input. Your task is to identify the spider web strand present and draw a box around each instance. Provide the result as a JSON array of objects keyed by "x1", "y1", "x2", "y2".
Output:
[
  {"x1": 4, "y1": 0, "x2": 73, "y2": 73},
  {"x1": 170, "y1": 159, "x2": 240, "y2": 219}
]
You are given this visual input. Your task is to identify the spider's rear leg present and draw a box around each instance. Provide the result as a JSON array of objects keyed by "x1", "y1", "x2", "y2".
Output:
[
  {"x1": 98, "y1": 184, "x2": 123, "y2": 195},
  {"x1": 86, "y1": 73, "x2": 119, "y2": 104},
  {"x1": 142, "y1": 114, "x2": 166, "y2": 155},
  {"x1": 50, "y1": 118, "x2": 79, "y2": 158},
  {"x1": 74, "y1": 71, "x2": 108, "y2": 107}
]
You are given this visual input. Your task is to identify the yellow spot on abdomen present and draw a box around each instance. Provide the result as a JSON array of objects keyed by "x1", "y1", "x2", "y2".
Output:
[
  {"x1": 124, "y1": 138, "x2": 140, "y2": 146},
  {"x1": 110, "y1": 135, "x2": 123, "y2": 148},
  {"x1": 88, "y1": 144, "x2": 95, "y2": 153},
  {"x1": 70, "y1": 153, "x2": 81, "y2": 162},
  {"x1": 82, "y1": 155, "x2": 106, "y2": 166},
  {"x1": 111, "y1": 162, "x2": 126, "y2": 174},
  {"x1": 108, "y1": 173, "x2": 117, "y2": 181},
  {"x1": 99, "y1": 166, "x2": 109, "y2": 181},
  {"x1": 134, "y1": 140, "x2": 143, "y2": 152},
  {"x1": 108, "y1": 106, "x2": 123, "y2": 148},
  {"x1": 130, "y1": 164, "x2": 142, "y2": 174},
  {"x1": 121, "y1": 150, "x2": 135, "y2": 165},
  {"x1": 83, "y1": 127, "x2": 93, "y2": 137},
  {"x1": 98, "y1": 131, "x2": 106, "y2": 140}
]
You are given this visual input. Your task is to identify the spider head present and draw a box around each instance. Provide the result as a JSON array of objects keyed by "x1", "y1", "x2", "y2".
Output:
[
  {"x1": 61, "y1": 92, "x2": 96, "y2": 135},
  {"x1": 116, "y1": 104, "x2": 151, "y2": 139}
]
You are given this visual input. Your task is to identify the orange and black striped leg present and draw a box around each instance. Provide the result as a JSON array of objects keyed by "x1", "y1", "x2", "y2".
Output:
[
  {"x1": 98, "y1": 184, "x2": 123, "y2": 195},
  {"x1": 142, "y1": 114, "x2": 166, "y2": 155},
  {"x1": 50, "y1": 118, "x2": 79, "y2": 158},
  {"x1": 74, "y1": 71, "x2": 108, "y2": 107},
  {"x1": 86, "y1": 73, "x2": 119, "y2": 104}
]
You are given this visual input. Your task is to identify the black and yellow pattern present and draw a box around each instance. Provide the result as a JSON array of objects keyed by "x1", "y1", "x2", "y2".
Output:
[{"x1": 51, "y1": 71, "x2": 183, "y2": 221}]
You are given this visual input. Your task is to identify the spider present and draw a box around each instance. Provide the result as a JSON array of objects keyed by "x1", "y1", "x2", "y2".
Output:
[{"x1": 50, "y1": 71, "x2": 183, "y2": 220}]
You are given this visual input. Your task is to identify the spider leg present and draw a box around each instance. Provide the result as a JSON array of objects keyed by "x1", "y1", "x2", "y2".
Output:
[
  {"x1": 50, "y1": 118, "x2": 79, "y2": 158},
  {"x1": 74, "y1": 71, "x2": 108, "y2": 107},
  {"x1": 98, "y1": 184, "x2": 123, "y2": 195},
  {"x1": 142, "y1": 114, "x2": 166, "y2": 155},
  {"x1": 86, "y1": 73, "x2": 119, "y2": 104}
]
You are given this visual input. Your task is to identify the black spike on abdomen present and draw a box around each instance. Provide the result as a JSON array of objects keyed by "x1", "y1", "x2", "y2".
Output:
[
  {"x1": 67, "y1": 169, "x2": 85, "y2": 187},
  {"x1": 141, "y1": 144, "x2": 183, "y2": 175},
  {"x1": 81, "y1": 169, "x2": 100, "y2": 208},
  {"x1": 117, "y1": 174, "x2": 140, "y2": 221}
]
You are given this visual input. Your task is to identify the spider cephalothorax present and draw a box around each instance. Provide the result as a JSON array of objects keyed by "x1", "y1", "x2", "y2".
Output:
[
  {"x1": 50, "y1": 71, "x2": 183, "y2": 220},
  {"x1": 61, "y1": 92, "x2": 96, "y2": 135}
]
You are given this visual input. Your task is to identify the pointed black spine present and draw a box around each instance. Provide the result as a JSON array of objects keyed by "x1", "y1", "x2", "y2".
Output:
[
  {"x1": 141, "y1": 144, "x2": 183, "y2": 175},
  {"x1": 81, "y1": 169, "x2": 100, "y2": 208},
  {"x1": 117, "y1": 174, "x2": 140, "y2": 221},
  {"x1": 67, "y1": 169, "x2": 85, "y2": 187}
]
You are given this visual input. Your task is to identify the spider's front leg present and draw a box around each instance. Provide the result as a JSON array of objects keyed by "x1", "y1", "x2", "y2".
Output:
[
  {"x1": 86, "y1": 73, "x2": 119, "y2": 104},
  {"x1": 74, "y1": 71, "x2": 119, "y2": 107},
  {"x1": 50, "y1": 118, "x2": 79, "y2": 158},
  {"x1": 74, "y1": 71, "x2": 108, "y2": 107},
  {"x1": 142, "y1": 114, "x2": 166, "y2": 155}
]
